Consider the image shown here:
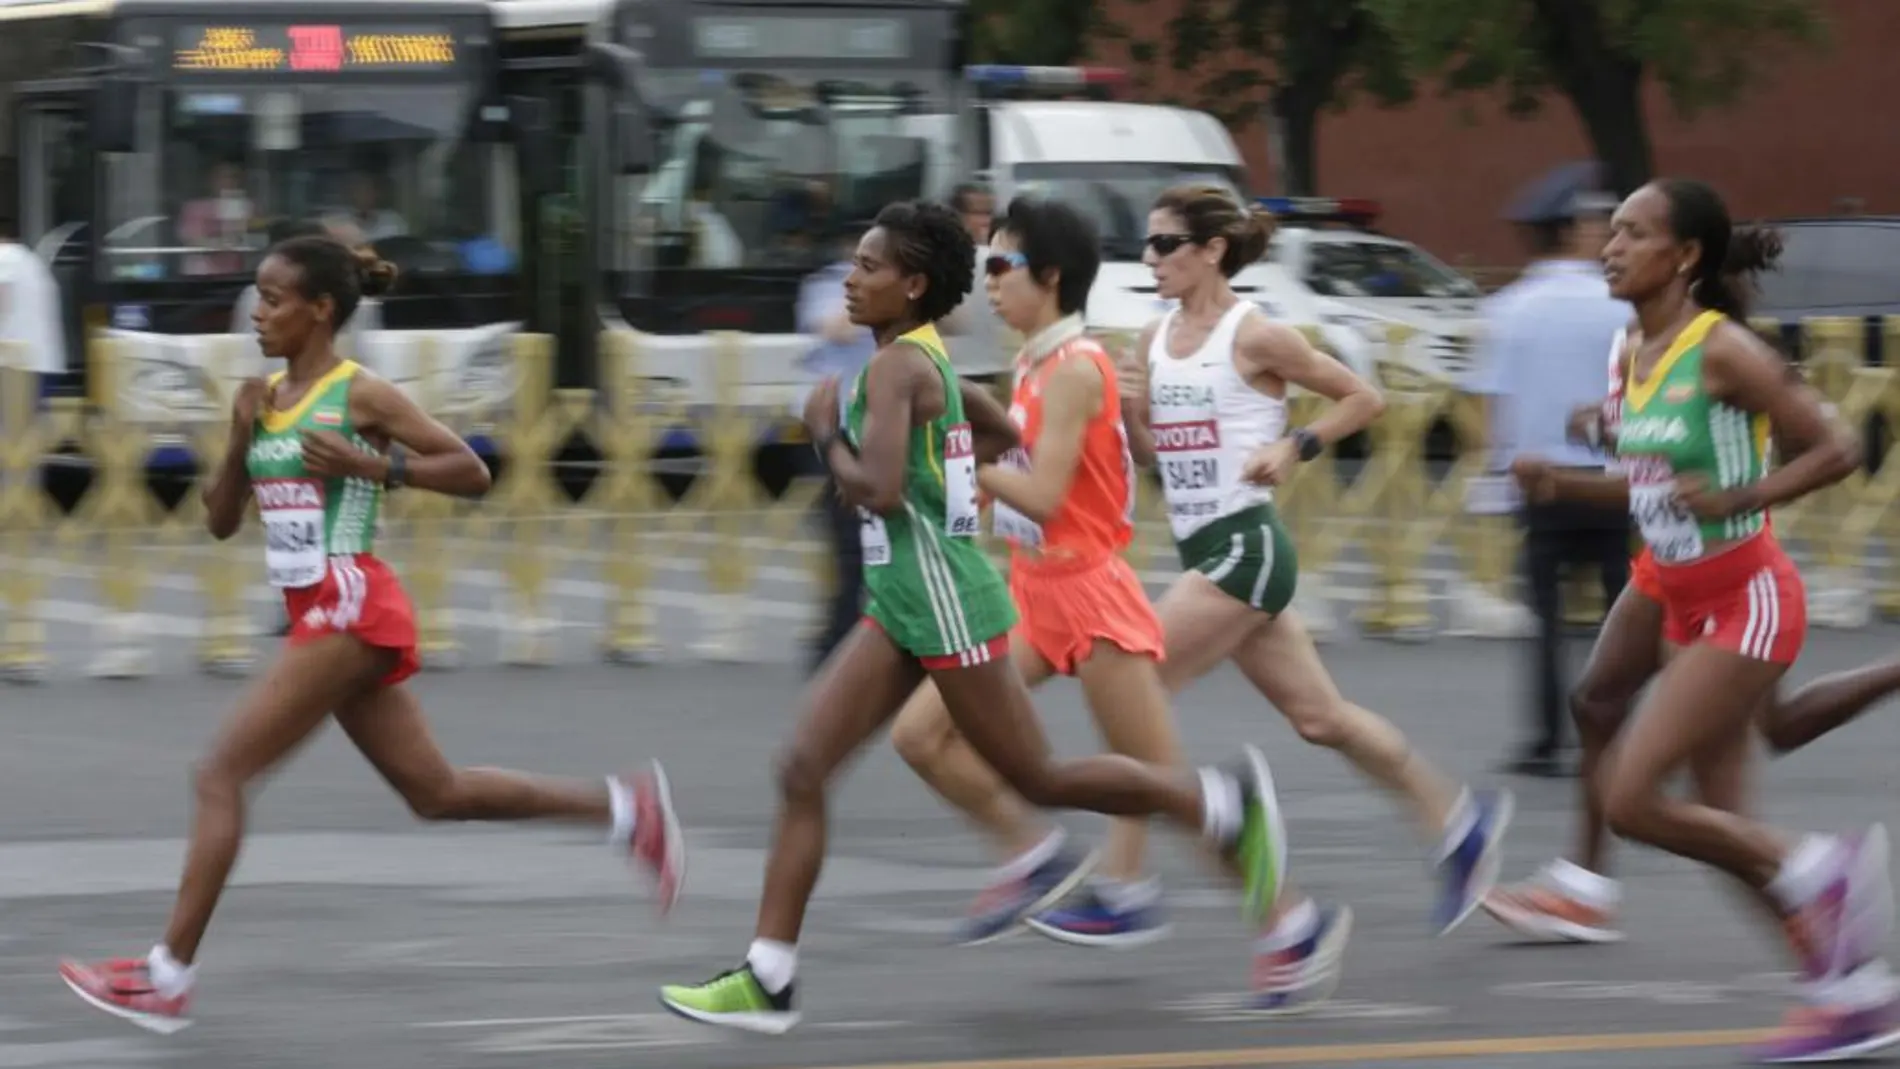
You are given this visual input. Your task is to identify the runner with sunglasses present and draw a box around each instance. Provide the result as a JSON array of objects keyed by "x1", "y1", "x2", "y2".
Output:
[
  {"x1": 656, "y1": 200, "x2": 1289, "y2": 1035},
  {"x1": 890, "y1": 196, "x2": 1193, "y2": 952},
  {"x1": 898, "y1": 185, "x2": 1513, "y2": 1010},
  {"x1": 1064, "y1": 185, "x2": 1513, "y2": 999}
]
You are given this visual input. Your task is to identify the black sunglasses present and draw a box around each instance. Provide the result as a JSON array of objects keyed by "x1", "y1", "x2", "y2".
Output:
[{"x1": 1145, "y1": 233, "x2": 1195, "y2": 256}]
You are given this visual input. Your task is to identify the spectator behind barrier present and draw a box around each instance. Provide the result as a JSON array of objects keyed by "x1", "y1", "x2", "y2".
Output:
[
  {"x1": 0, "y1": 217, "x2": 66, "y2": 376},
  {"x1": 938, "y1": 182, "x2": 1010, "y2": 378}
]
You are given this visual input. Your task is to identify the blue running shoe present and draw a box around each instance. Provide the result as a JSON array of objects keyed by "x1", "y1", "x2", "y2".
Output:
[
  {"x1": 1026, "y1": 887, "x2": 1173, "y2": 949},
  {"x1": 955, "y1": 846, "x2": 1098, "y2": 946},
  {"x1": 1252, "y1": 904, "x2": 1354, "y2": 1014},
  {"x1": 1434, "y1": 788, "x2": 1514, "y2": 936}
]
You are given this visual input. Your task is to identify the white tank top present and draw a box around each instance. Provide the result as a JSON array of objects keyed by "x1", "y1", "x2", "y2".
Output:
[{"x1": 1145, "y1": 301, "x2": 1287, "y2": 542}]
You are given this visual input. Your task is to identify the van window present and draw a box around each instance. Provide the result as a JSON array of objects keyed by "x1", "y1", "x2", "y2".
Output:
[{"x1": 1012, "y1": 161, "x2": 1246, "y2": 261}]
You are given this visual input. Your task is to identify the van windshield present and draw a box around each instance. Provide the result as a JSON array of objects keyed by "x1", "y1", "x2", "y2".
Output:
[{"x1": 1011, "y1": 161, "x2": 1247, "y2": 260}]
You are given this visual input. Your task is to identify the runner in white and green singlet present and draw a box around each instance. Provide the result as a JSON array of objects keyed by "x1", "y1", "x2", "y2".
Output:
[
  {"x1": 659, "y1": 199, "x2": 1287, "y2": 1036},
  {"x1": 60, "y1": 235, "x2": 684, "y2": 1036}
]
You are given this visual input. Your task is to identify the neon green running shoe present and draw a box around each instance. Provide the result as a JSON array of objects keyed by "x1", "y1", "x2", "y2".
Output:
[
  {"x1": 659, "y1": 964, "x2": 799, "y2": 1035},
  {"x1": 1228, "y1": 744, "x2": 1289, "y2": 924}
]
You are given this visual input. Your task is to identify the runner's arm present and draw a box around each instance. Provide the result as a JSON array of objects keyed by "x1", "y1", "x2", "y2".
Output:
[
  {"x1": 958, "y1": 379, "x2": 1021, "y2": 465},
  {"x1": 1544, "y1": 470, "x2": 1632, "y2": 510},
  {"x1": 1703, "y1": 322, "x2": 1860, "y2": 514},
  {"x1": 827, "y1": 343, "x2": 925, "y2": 514},
  {"x1": 349, "y1": 375, "x2": 494, "y2": 498},
  {"x1": 977, "y1": 356, "x2": 1100, "y2": 523},
  {"x1": 1121, "y1": 323, "x2": 1159, "y2": 468},
  {"x1": 203, "y1": 378, "x2": 265, "y2": 540},
  {"x1": 1236, "y1": 317, "x2": 1384, "y2": 446},
  {"x1": 201, "y1": 435, "x2": 255, "y2": 540}
]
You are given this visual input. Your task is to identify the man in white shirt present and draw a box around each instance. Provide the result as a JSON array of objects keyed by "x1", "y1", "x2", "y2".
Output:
[
  {"x1": 0, "y1": 220, "x2": 66, "y2": 376},
  {"x1": 1470, "y1": 168, "x2": 1629, "y2": 777}
]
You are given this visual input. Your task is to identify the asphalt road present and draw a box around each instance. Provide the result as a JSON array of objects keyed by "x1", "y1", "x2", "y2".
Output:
[{"x1": 6, "y1": 626, "x2": 1900, "y2": 1068}]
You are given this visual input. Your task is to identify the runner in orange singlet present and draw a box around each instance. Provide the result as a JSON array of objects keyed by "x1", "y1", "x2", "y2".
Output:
[{"x1": 891, "y1": 196, "x2": 1286, "y2": 949}]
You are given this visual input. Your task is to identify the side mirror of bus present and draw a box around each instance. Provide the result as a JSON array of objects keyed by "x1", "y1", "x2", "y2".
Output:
[
  {"x1": 613, "y1": 104, "x2": 653, "y2": 175},
  {"x1": 94, "y1": 76, "x2": 139, "y2": 154},
  {"x1": 504, "y1": 95, "x2": 560, "y2": 196},
  {"x1": 583, "y1": 43, "x2": 654, "y2": 175}
]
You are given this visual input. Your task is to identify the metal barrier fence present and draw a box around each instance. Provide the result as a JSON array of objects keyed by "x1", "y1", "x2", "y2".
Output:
[{"x1": 3, "y1": 315, "x2": 1899, "y2": 682}]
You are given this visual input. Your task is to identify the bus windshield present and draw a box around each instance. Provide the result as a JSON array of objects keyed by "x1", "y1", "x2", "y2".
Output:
[
  {"x1": 600, "y1": 2, "x2": 961, "y2": 333},
  {"x1": 100, "y1": 81, "x2": 513, "y2": 286},
  {"x1": 612, "y1": 68, "x2": 953, "y2": 274}
]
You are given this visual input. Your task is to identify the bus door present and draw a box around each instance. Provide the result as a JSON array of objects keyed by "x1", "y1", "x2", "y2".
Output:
[
  {"x1": 500, "y1": 60, "x2": 594, "y2": 389},
  {"x1": 11, "y1": 80, "x2": 91, "y2": 390}
]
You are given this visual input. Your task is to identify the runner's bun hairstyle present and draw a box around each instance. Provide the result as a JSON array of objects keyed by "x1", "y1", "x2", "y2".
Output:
[
  {"x1": 1656, "y1": 178, "x2": 1782, "y2": 322},
  {"x1": 352, "y1": 245, "x2": 399, "y2": 298},
  {"x1": 267, "y1": 235, "x2": 396, "y2": 328},
  {"x1": 1152, "y1": 184, "x2": 1276, "y2": 278}
]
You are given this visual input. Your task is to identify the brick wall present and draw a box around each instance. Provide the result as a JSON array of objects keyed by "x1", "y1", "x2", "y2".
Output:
[{"x1": 1089, "y1": 0, "x2": 1899, "y2": 267}]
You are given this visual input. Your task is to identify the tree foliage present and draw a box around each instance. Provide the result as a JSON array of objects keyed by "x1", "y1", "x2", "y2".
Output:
[
  {"x1": 1367, "y1": 0, "x2": 1829, "y2": 189},
  {"x1": 965, "y1": 0, "x2": 1106, "y2": 66},
  {"x1": 1154, "y1": 0, "x2": 1412, "y2": 129},
  {"x1": 1109, "y1": 0, "x2": 1413, "y2": 193}
]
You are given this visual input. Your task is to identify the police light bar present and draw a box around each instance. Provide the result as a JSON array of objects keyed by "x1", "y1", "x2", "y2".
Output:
[
  {"x1": 963, "y1": 65, "x2": 1128, "y2": 101},
  {"x1": 1256, "y1": 196, "x2": 1381, "y2": 226}
]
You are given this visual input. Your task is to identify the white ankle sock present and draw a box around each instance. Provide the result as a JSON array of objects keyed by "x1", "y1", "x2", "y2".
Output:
[
  {"x1": 1769, "y1": 835, "x2": 1841, "y2": 911},
  {"x1": 994, "y1": 829, "x2": 1065, "y2": 883},
  {"x1": 1199, "y1": 768, "x2": 1241, "y2": 843},
  {"x1": 147, "y1": 944, "x2": 196, "y2": 1000},
  {"x1": 1092, "y1": 876, "x2": 1161, "y2": 914},
  {"x1": 606, "y1": 776, "x2": 636, "y2": 846},
  {"x1": 746, "y1": 939, "x2": 797, "y2": 995},
  {"x1": 1259, "y1": 899, "x2": 1320, "y2": 953},
  {"x1": 1547, "y1": 860, "x2": 1622, "y2": 910}
]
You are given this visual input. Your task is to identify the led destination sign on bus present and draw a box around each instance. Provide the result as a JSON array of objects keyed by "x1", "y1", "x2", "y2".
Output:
[
  {"x1": 172, "y1": 25, "x2": 459, "y2": 72},
  {"x1": 691, "y1": 16, "x2": 909, "y2": 60}
]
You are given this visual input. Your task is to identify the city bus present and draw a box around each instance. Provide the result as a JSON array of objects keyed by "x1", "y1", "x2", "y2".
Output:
[
  {"x1": 1, "y1": 0, "x2": 532, "y2": 482},
  {"x1": 494, "y1": 0, "x2": 974, "y2": 483}
]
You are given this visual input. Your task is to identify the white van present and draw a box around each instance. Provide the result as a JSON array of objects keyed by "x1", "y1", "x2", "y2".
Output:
[{"x1": 959, "y1": 66, "x2": 1295, "y2": 341}]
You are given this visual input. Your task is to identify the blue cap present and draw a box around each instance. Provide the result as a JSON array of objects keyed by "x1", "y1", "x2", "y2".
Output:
[{"x1": 1506, "y1": 161, "x2": 1613, "y2": 225}]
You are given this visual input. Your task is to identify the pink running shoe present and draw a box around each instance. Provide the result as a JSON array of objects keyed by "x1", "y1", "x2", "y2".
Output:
[
  {"x1": 627, "y1": 761, "x2": 685, "y2": 914},
  {"x1": 58, "y1": 957, "x2": 192, "y2": 1034}
]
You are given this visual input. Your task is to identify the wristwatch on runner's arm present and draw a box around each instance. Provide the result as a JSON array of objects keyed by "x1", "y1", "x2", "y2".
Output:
[
  {"x1": 1292, "y1": 428, "x2": 1323, "y2": 462},
  {"x1": 383, "y1": 444, "x2": 407, "y2": 490}
]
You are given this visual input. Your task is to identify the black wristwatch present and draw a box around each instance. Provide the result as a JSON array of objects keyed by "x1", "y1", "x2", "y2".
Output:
[
  {"x1": 383, "y1": 444, "x2": 407, "y2": 490},
  {"x1": 1292, "y1": 427, "x2": 1324, "y2": 462}
]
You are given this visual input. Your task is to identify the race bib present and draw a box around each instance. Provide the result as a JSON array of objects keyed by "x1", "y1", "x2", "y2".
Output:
[
  {"x1": 943, "y1": 421, "x2": 981, "y2": 537},
  {"x1": 1152, "y1": 417, "x2": 1224, "y2": 528},
  {"x1": 990, "y1": 447, "x2": 1042, "y2": 546},
  {"x1": 255, "y1": 477, "x2": 327, "y2": 588},
  {"x1": 859, "y1": 508, "x2": 891, "y2": 567},
  {"x1": 1626, "y1": 458, "x2": 1702, "y2": 563}
]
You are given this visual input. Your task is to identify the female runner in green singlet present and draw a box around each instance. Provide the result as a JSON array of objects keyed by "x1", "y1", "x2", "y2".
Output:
[
  {"x1": 59, "y1": 236, "x2": 683, "y2": 1035},
  {"x1": 658, "y1": 200, "x2": 1287, "y2": 1036},
  {"x1": 1511, "y1": 179, "x2": 1897, "y2": 1062}
]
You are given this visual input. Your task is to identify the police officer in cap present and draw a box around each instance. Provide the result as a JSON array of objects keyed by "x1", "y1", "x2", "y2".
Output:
[{"x1": 1470, "y1": 163, "x2": 1630, "y2": 777}]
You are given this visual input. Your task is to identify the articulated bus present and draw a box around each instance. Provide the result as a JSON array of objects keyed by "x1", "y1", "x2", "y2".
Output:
[{"x1": 0, "y1": 0, "x2": 533, "y2": 487}]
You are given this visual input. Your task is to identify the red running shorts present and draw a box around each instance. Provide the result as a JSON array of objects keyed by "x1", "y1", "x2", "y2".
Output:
[{"x1": 283, "y1": 553, "x2": 422, "y2": 686}]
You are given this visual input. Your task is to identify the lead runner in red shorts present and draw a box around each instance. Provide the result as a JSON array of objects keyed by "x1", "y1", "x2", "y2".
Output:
[
  {"x1": 1500, "y1": 181, "x2": 1895, "y2": 1062},
  {"x1": 58, "y1": 235, "x2": 684, "y2": 1036}
]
